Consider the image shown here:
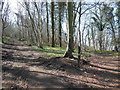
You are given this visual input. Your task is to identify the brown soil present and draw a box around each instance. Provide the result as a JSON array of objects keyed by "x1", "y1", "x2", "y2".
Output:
[{"x1": 2, "y1": 39, "x2": 120, "y2": 89}]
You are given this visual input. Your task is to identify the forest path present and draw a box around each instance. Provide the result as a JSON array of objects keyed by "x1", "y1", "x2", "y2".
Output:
[
  {"x1": 2, "y1": 39, "x2": 75, "y2": 88},
  {"x1": 2, "y1": 39, "x2": 120, "y2": 88}
]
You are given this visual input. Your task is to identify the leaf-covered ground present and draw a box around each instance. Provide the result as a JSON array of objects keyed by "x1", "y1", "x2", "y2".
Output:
[{"x1": 2, "y1": 39, "x2": 120, "y2": 89}]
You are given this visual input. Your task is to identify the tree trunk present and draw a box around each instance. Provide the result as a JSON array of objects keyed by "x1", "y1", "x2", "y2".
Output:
[
  {"x1": 91, "y1": 26, "x2": 95, "y2": 49},
  {"x1": 78, "y1": 2, "x2": 82, "y2": 67},
  {"x1": 99, "y1": 31, "x2": 103, "y2": 50},
  {"x1": 51, "y1": 2, "x2": 55, "y2": 47},
  {"x1": 59, "y1": 3, "x2": 62, "y2": 47},
  {"x1": 64, "y1": 2, "x2": 73, "y2": 58},
  {"x1": 34, "y1": 2, "x2": 43, "y2": 48},
  {"x1": 46, "y1": 2, "x2": 49, "y2": 43},
  {"x1": 88, "y1": 29, "x2": 91, "y2": 47},
  {"x1": 25, "y1": 2, "x2": 38, "y2": 46},
  {"x1": 110, "y1": 22, "x2": 118, "y2": 51}
]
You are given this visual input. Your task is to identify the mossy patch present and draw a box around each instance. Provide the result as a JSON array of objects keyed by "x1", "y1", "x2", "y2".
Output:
[{"x1": 2, "y1": 36, "x2": 11, "y2": 44}]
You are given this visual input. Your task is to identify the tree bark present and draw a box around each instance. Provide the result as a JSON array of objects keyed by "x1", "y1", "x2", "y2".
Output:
[
  {"x1": 51, "y1": 2, "x2": 55, "y2": 47},
  {"x1": 25, "y1": 2, "x2": 39, "y2": 46},
  {"x1": 99, "y1": 31, "x2": 103, "y2": 50},
  {"x1": 64, "y1": 2, "x2": 74, "y2": 58},
  {"x1": 46, "y1": 2, "x2": 49, "y2": 43},
  {"x1": 78, "y1": 2, "x2": 82, "y2": 67},
  {"x1": 58, "y1": 3, "x2": 62, "y2": 47}
]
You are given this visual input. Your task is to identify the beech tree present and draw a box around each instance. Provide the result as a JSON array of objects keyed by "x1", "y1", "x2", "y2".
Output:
[{"x1": 64, "y1": 2, "x2": 74, "y2": 58}]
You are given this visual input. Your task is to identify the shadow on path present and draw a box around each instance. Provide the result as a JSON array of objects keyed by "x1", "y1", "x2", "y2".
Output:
[{"x1": 2, "y1": 42, "x2": 120, "y2": 88}]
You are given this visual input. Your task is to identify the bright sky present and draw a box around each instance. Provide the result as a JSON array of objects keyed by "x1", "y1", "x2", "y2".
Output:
[
  {"x1": 6, "y1": 0, "x2": 118, "y2": 32},
  {"x1": 8, "y1": 0, "x2": 18, "y2": 13},
  {"x1": 5, "y1": 0, "x2": 117, "y2": 46},
  {"x1": 8, "y1": 0, "x2": 118, "y2": 13}
]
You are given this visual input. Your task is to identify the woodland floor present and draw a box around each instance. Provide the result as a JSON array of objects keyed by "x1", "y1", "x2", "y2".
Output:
[{"x1": 2, "y1": 39, "x2": 120, "y2": 89}]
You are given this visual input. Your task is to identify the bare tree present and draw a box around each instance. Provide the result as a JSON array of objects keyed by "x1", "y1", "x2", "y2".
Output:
[{"x1": 1, "y1": 2, "x2": 10, "y2": 36}]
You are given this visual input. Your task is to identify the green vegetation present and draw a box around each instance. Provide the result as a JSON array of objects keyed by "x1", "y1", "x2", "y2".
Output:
[
  {"x1": 94, "y1": 50, "x2": 117, "y2": 53},
  {"x1": 45, "y1": 46, "x2": 66, "y2": 51},
  {"x1": 35, "y1": 46, "x2": 92, "y2": 57},
  {"x1": 18, "y1": 38, "x2": 26, "y2": 41},
  {"x1": 2, "y1": 36, "x2": 11, "y2": 44},
  {"x1": 82, "y1": 52, "x2": 91, "y2": 57},
  {"x1": 35, "y1": 47, "x2": 65, "y2": 56},
  {"x1": 35, "y1": 46, "x2": 119, "y2": 57}
]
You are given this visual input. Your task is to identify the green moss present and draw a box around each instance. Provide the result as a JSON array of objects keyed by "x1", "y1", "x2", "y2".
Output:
[{"x1": 2, "y1": 36, "x2": 11, "y2": 44}]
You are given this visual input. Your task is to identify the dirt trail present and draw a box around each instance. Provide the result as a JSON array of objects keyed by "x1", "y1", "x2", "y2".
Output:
[
  {"x1": 2, "y1": 40, "x2": 79, "y2": 88},
  {"x1": 2, "y1": 40, "x2": 120, "y2": 88}
]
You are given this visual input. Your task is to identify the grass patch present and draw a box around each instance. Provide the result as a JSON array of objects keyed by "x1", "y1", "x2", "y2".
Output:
[
  {"x1": 35, "y1": 46, "x2": 92, "y2": 57},
  {"x1": 82, "y1": 52, "x2": 91, "y2": 57},
  {"x1": 45, "y1": 46, "x2": 66, "y2": 51},
  {"x1": 94, "y1": 50, "x2": 119, "y2": 56},
  {"x1": 35, "y1": 47, "x2": 65, "y2": 56},
  {"x1": 35, "y1": 43, "x2": 118, "y2": 58}
]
